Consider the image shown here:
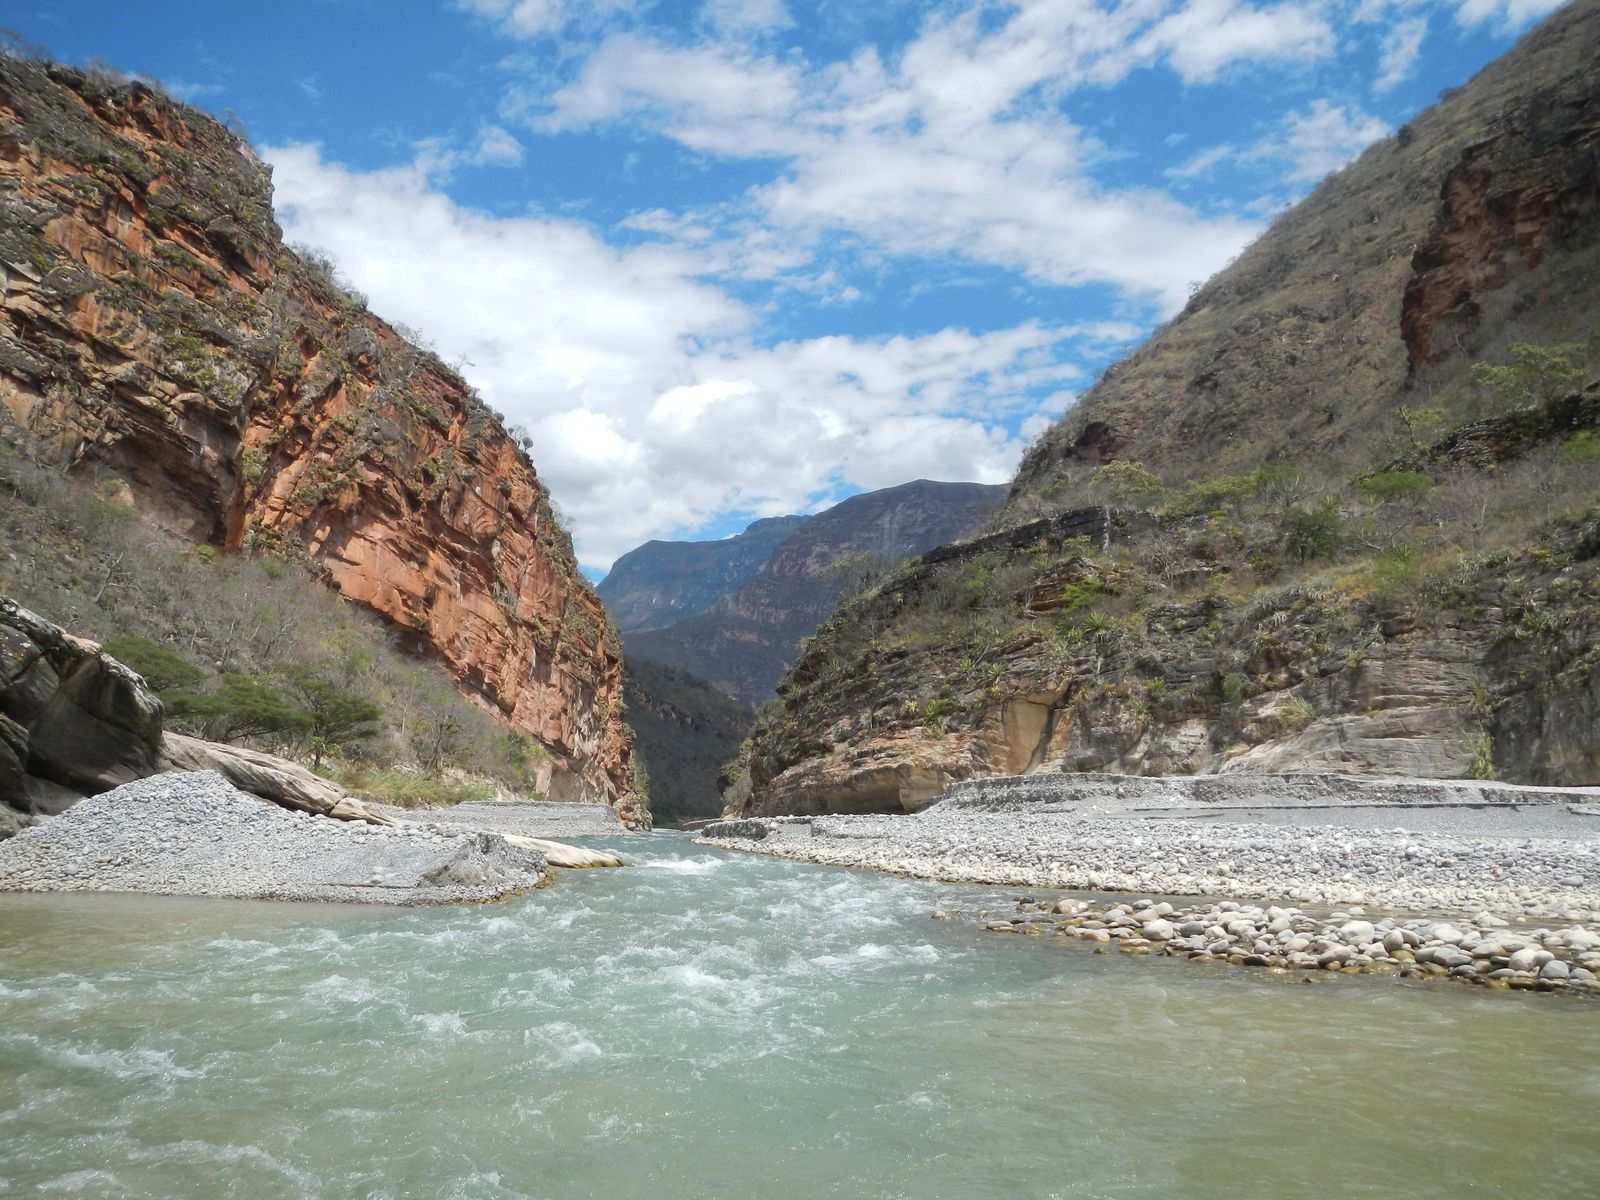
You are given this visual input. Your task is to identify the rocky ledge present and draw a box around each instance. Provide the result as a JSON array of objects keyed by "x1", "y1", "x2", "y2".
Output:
[
  {"x1": 962, "y1": 897, "x2": 1600, "y2": 995},
  {"x1": 0, "y1": 771, "x2": 549, "y2": 904}
]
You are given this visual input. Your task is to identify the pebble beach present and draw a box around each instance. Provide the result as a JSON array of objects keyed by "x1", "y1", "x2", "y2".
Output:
[{"x1": 698, "y1": 771, "x2": 1600, "y2": 992}]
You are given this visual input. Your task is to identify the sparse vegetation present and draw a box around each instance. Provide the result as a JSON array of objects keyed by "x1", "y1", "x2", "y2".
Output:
[{"x1": 0, "y1": 453, "x2": 546, "y2": 803}]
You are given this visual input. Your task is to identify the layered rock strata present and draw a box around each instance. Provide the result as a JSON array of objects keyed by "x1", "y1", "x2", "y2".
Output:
[{"x1": 0, "y1": 56, "x2": 637, "y2": 816}]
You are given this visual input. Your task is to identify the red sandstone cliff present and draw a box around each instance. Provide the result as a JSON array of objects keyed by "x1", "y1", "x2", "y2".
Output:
[{"x1": 0, "y1": 57, "x2": 641, "y2": 821}]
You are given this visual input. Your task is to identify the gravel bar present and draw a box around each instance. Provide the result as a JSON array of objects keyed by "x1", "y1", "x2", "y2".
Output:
[
  {"x1": 0, "y1": 772, "x2": 548, "y2": 904},
  {"x1": 697, "y1": 772, "x2": 1600, "y2": 920},
  {"x1": 387, "y1": 800, "x2": 627, "y2": 839}
]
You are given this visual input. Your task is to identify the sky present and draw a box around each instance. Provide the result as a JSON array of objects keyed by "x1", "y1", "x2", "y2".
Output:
[{"x1": 5, "y1": 0, "x2": 1567, "y2": 573}]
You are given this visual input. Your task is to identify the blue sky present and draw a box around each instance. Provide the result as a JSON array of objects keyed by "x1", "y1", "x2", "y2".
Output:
[{"x1": 5, "y1": 0, "x2": 1565, "y2": 571}]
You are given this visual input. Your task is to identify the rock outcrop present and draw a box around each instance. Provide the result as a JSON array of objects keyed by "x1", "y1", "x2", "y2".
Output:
[
  {"x1": 0, "y1": 55, "x2": 638, "y2": 816},
  {"x1": 1, "y1": 597, "x2": 392, "y2": 831}
]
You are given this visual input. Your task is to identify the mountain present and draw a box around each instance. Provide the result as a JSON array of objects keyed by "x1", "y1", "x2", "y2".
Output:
[
  {"x1": 727, "y1": 1, "x2": 1600, "y2": 818},
  {"x1": 599, "y1": 515, "x2": 807, "y2": 633},
  {"x1": 624, "y1": 480, "x2": 1006, "y2": 704},
  {"x1": 622, "y1": 659, "x2": 752, "y2": 824},
  {"x1": 0, "y1": 55, "x2": 641, "y2": 819}
]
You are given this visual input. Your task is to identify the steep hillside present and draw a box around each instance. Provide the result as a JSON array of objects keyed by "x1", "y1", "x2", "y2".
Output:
[
  {"x1": 1009, "y1": 0, "x2": 1600, "y2": 511},
  {"x1": 728, "y1": 2, "x2": 1600, "y2": 818},
  {"x1": 599, "y1": 514, "x2": 806, "y2": 633},
  {"x1": 0, "y1": 55, "x2": 641, "y2": 819},
  {"x1": 622, "y1": 658, "x2": 752, "y2": 823},
  {"x1": 626, "y1": 480, "x2": 1005, "y2": 704}
]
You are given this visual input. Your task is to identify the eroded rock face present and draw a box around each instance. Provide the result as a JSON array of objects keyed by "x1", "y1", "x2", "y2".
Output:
[
  {"x1": 0, "y1": 58, "x2": 637, "y2": 815},
  {"x1": 734, "y1": 506, "x2": 1600, "y2": 817}
]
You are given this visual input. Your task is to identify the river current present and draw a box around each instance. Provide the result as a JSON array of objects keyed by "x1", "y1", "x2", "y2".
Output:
[{"x1": 2, "y1": 832, "x2": 1596, "y2": 1199}]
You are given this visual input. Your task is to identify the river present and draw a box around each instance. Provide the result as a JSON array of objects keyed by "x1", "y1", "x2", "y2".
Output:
[{"x1": 1, "y1": 832, "x2": 1596, "y2": 1198}]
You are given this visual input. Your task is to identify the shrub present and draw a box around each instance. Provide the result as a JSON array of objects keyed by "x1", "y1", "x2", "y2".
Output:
[
  {"x1": 1557, "y1": 430, "x2": 1600, "y2": 464},
  {"x1": 1357, "y1": 471, "x2": 1433, "y2": 503},
  {"x1": 1089, "y1": 460, "x2": 1165, "y2": 504},
  {"x1": 1281, "y1": 500, "x2": 1346, "y2": 561},
  {"x1": 1470, "y1": 342, "x2": 1586, "y2": 412}
]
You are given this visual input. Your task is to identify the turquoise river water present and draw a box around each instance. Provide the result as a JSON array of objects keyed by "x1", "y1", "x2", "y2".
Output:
[{"x1": 2, "y1": 832, "x2": 1597, "y2": 1199}]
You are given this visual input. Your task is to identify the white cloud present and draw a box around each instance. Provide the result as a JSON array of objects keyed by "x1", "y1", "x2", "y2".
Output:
[
  {"x1": 701, "y1": 0, "x2": 793, "y2": 35},
  {"x1": 1258, "y1": 99, "x2": 1389, "y2": 182},
  {"x1": 531, "y1": 8, "x2": 1267, "y2": 312},
  {"x1": 1166, "y1": 142, "x2": 1238, "y2": 180},
  {"x1": 265, "y1": 143, "x2": 1131, "y2": 570},
  {"x1": 1452, "y1": 0, "x2": 1566, "y2": 33},
  {"x1": 1128, "y1": 0, "x2": 1337, "y2": 84},
  {"x1": 468, "y1": 123, "x2": 524, "y2": 167},
  {"x1": 457, "y1": 0, "x2": 566, "y2": 38},
  {"x1": 156, "y1": 77, "x2": 224, "y2": 102},
  {"x1": 1374, "y1": 16, "x2": 1427, "y2": 91}
]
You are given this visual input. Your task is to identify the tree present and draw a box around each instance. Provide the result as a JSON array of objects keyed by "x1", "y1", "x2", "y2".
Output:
[
  {"x1": 196, "y1": 674, "x2": 310, "y2": 744},
  {"x1": 102, "y1": 636, "x2": 209, "y2": 723},
  {"x1": 1470, "y1": 342, "x2": 1586, "y2": 412},
  {"x1": 278, "y1": 665, "x2": 382, "y2": 767},
  {"x1": 828, "y1": 552, "x2": 891, "y2": 601},
  {"x1": 102, "y1": 636, "x2": 206, "y2": 694},
  {"x1": 1281, "y1": 500, "x2": 1346, "y2": 562},
  {"x1": 1089, "y1": 460, "x2": 1165, "y2": 505}
]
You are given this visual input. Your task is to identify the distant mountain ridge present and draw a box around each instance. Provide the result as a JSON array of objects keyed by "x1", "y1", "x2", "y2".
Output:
[
  {"x1": 622, "y1": 480, "x2": 1006, "y2": 704},
  {"x1": 599, "y1": 515, "x2": 807, "y2": 634}
]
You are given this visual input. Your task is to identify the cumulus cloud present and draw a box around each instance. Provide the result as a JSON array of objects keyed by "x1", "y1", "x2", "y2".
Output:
[
  {"x1": 1127, "y1": 0, "x2": 1336, "y2": 84},
  {"x1": 1257, "y1": 99, "x2": 1390, "y2": 182},
  {"x1": 457, "y1": 0, "x2": 566, "y2": 38},
  {"x1": 1452, "y1": 0, "x2": 1566, "y2": 33},
  {"x1": 265, "y1": 143, "x2": 1132, "y2": 569},
  {"x1": 1375, "y1": 16, "x2": 1428, "y2": 91},
  {"x1": 531, "y1": 6, "x2": 1267, "y2": 311}
]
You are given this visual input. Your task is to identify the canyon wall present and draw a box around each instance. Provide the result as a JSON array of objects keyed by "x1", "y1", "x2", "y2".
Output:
[
  {"x1": 730, "y1": 1, "x2": 1600, "y2": 818},
  {"x1": 0, "y1": 57, "x2": 640, "y2": 820}
]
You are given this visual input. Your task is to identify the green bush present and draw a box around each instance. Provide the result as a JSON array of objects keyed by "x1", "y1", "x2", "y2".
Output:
[
  {"x1": 1470, "y1": 342, "x2": 1585, "y2": 411},
  {"x1": 1089, "y1": 460, "x2": 1165, "y2": 504},
  {"x1": 1281, "y1": 500, "x2": 1346, "y2": 561},
  {"x1": 1357, "y1": 471, "x2": 1433, "y2": 502},
  {"x1": 1557, "y1": 430, "x2": 1600, "y2": 464}
]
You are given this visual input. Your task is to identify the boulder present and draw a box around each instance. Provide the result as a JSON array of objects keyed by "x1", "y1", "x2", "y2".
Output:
[{"x1": 159, "y1": 734, "x2": 393, "y2": 826}]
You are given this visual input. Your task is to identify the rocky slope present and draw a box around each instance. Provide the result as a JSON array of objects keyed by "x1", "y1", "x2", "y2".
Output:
[
  {"x1": 0, "y1": 56, "x2": 639, "y2": 818},
  {"x1": 599, "y1": 515, "x2": 806, "y2": 634},
  {"x1": 622, "y1": 658, "x2": 752, "y2": 823},
  {"x1": 626, "y1": 480, "x2": 1004, "y2": 704},
  {"x1": 1009, "y1": 0, "x2": 1600, "y2": 508},
  {"x1": 728, "y1": 3, "x2": 1600, "y2": 819}
]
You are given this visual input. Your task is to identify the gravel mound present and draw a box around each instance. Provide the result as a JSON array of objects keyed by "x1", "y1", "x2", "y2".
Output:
[
  {"x1": 0, "y1": 772, "x2": 547, "y2": 904},
  {"x1": 403, "y1": 800, "x2": 626, "y2": 839}
]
